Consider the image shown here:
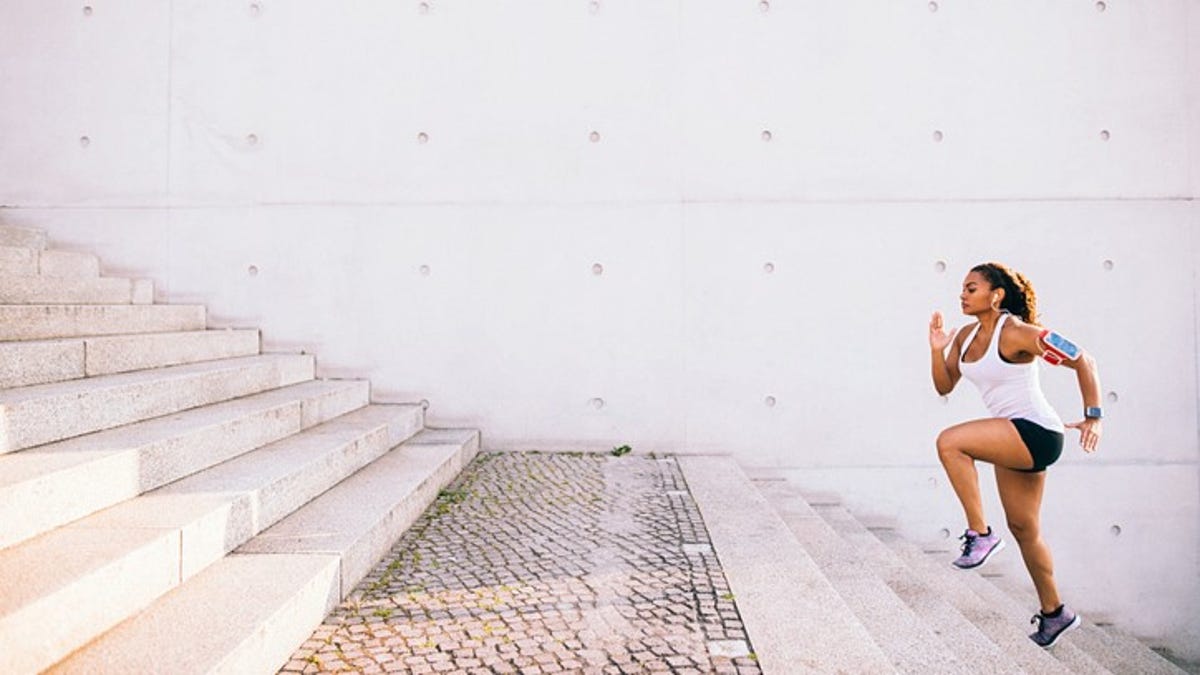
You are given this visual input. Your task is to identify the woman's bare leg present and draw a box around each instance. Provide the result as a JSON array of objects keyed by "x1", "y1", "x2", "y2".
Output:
[
  {"x1": 995, "y1": 466, "x2": 1061, "y2": 613},
  {"x1": 936, "y1": 418, "x2": 1036, "y2": 533}
]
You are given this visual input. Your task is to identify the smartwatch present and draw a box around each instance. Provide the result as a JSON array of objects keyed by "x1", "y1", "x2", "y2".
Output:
[{"x1": 1084, "y1": 407, "x2": 1103, "y2": 420}]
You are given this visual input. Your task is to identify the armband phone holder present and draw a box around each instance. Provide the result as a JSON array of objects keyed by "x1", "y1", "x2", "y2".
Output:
[{"x1": 1039, "y1": 329, "x2": 1081, "y2": 366}]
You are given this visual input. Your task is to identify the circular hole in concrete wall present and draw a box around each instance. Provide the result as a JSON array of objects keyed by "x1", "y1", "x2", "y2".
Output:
[
  {"x1": 589, "y1": 1, "x2": 600, "y2": 14},
  {"x1": 759, "y1": 1, "x2": 770, "y2": 12},
  {"x1": 79, "y1": 135, "x2": 91, "y2": 148},
  {"x1": 419, "y1": 2, "x2": 430, "y2": 14},
  {"x1": 1102, "y1": 259, "x2": 1114, "y2": 271},
  {"x1": 763, "y1": 262, "x2": 775, "y2": 274},
  {"x1": 1107, "y1": 391, "x2": 1119, "y2": 403},
  {"x1": 246, "y1": 133, "x2": 259, "y2": 146},
  {"x1": 247, "y1": 265, "x2": 259, "y2": 277},
  {"x1": 761, "y1": 130, "x2": 773, "y2": 142},
  {"x1": 82, "y1": 6, "x2": 93, "y2": 16},
  {"x1": 420, "y1": 399, "x2": 430, "y2": 410},
  {"x1": 929, "y1": 2, "x2": 939, "y2": 12},
  {"x1": 935, "y1": 260, "x2": 947, "y2": 273},
  {"x1": 1110, "y1": 524, "x2": 1121, "y2": 536},
  {"x1": 590, "y1": 397, "x2": 605, "y2": 410},
  {"x1": 417, "y1": 132, "x2": 429, "y2": 144},
  {"x1": 249, "y1": 3, "x2": 261, "y2": 17},
  {"x1": 764, "y1": 396, "x2": 776, "y2": 407},
  {"x1": 939, "y1": 527, "x2": 950, "y2": 538},
  {"x1": 592, "y1": 263, "x2": 604, "y2": 276},
  {"x1": 589, "y1": 130, "x2": 601, "y2": 143},
  {"x1": 1096, "y1": 1, "x2": 1107, "y2": 12},
  {"x1": 1100, "y1": 129, "x2": 1110, "y2": 141},
  {"x1": 419, "y1": 264, "x2": 431, "y2": 276},
  {"x1": 932, "y1": 129, "x2": 944, "y2": 142}
]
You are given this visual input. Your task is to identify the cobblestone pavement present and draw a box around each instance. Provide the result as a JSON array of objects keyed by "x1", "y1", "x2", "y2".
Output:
[{"x1": 280, "y1": 452, "x2": 762, "y2": 675}]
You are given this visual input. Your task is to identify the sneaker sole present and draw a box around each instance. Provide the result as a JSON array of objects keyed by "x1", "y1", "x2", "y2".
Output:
[
  {"x1": 1036, "y1": 613, "x2": 1082, "y2": 648},
  {"x1": 950, "y1": 538, "x2": 1006, "y2": 570}
]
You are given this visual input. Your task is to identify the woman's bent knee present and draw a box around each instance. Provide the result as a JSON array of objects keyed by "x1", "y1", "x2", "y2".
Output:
[
  {"x1": 936, "y1": 429, "x2": 961, "y2": 462},
  {"x1": 1007, "y1": 518, "x2": 1040, "y2": 543}
]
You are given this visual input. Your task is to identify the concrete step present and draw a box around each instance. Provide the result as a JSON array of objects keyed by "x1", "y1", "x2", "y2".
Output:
[
  {"x1": 872, "y1": 527, "x2": 1093, "y2": 674},
  {"x1": 0, "y1": 353, "x2": 314, "y2": 454},
  {"x1": 0, "y1": 275, "x2": 152, "y2": 304},
  {"x1": 985, "y1": 567, "x2": 1188, "y2": 674},
  {"x1": 36, "y1": 250, "x2": 101, "y2": 278},
  {"x1": 0, "y1": 303, "x2": 206, "y2": 341},
  {"x1": 0, "y1": 246, "x2": 38, "y2": 276},
  {"x1": 48, "y1": 426, "x2": 477, "y2": 675},
  {"x1": 0, "y1": 329, "x2": 261, "y2": 389},
  {"x1": 805, "y1": 500, "x2": 1021, "y2": 675},
  {"x1": 677, "y1": 456, "x2": 896, "y2": 674},
  {"x1": 0, "y1": 404, "x2": 423, "y2": 675},
  {"x1": 0, "y1": 225, "x2": 47, "y2": 249},
  {"x1": 47, "y1": 554, "x2": 342, "y2": 675},
  {"x1": 241, "y1": 427, "x2": 480, "y2": 597},
  {"x1": 757, "y1": 480, "x2": 980, "y2": 674},
  {"x1": 0, "y1": 378, "x2": 369, "y2": 550}
]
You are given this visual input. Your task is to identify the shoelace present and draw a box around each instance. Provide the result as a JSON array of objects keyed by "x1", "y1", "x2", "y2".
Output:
[
  {"x1": 1030, "y1": 613, "x2": 1044, "y2": 629},
  {"x1": 958, "y1": 531, "x2": 977, "y2": 555}
]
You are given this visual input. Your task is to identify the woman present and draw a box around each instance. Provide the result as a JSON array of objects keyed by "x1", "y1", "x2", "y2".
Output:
[{"x1": 928, "y1": 262, "x2": 1103, "y2": 648}]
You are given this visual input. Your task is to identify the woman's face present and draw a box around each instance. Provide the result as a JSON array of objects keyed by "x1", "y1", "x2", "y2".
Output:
[{"x1": 960, "y1": 271, "x2": 997, "y2": 316}]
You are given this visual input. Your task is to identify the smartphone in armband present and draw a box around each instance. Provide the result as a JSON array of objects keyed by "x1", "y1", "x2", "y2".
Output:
[{"x1": 1039, "y1": 329, "x2": 1081, "y2": 366}]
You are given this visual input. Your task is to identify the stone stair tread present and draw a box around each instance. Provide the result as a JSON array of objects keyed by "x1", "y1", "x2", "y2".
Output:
[
  {"x1": 0, "y1": 275, "x2": 150, "y2": 304},
  {"x1": 801, "y1": 499, "x2": 1022, "y2": 675},
  {"x1": 47, "y1": 553, "x2": 341, "y2": 675},
  {"x1": 908, "y1": 543, "x2": 1114, "y2": 675},
  {"x1": 0, "y1": 245, "x2": 38, "y2": 276},
  {"x1": 0, "y1": 329, "x2": 261, "y2": 389},
  {"x1": 71, "y1": 404, "x2": 423, "y2": 577},
  {"x1": 0, "y1": 404, "x2": 420, "y2": 673},
  {"x1": 241, "y1": 428, "x2": 478, "y2": 599},
  {"x1": 0, "y1": 379, "x2": 370, "y2": 550},
  {"x1": 0, "y1": 226, "x2": 47, "y2": 250},
  {"x1": 678, "y1": 456, "x2": 896, "y2": 674},
  {"x1": 0, "y1": 352, "x2": 314, "y2": 454},
  {"x1": 0, "y1": 526, "x2": 181, "y2": 675},
  {"x1": 758, "y1": 482, "x2": 987, "y2": 674},
  {"x1": 0, "y1": 303, "x2": 205, "y2": 341},
  {"x1": 873, "y1": 527, "x2": 1086, "y2": 675},
  {"x1": 985, "y1": 570, "x2": 1188, "y2": 674}
]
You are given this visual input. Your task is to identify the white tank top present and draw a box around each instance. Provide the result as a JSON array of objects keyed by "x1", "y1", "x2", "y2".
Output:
[{"x1": 958, "y1": 314, "x2": 1064, "y2": 432}]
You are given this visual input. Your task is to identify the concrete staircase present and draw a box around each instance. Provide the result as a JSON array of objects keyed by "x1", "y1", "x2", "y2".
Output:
[
  {"x1": 0, "y1": 224, "x2": 480, "y2": 674},
  {"x1": 680, "y1": 456, "x2": 1188, "y2": 675}
]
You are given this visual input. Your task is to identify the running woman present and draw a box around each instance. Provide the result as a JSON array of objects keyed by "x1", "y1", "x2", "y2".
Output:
[{"x1": 928, "y1": 262, "x2": 1103, "y2": 647}]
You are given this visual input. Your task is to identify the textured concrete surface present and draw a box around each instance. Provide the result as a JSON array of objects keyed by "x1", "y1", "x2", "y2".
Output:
[
  {"x1": 37, "y1": 249, "x2": 99, "y2": 277},
  {"x1": 83, "y1": 328, "x2": 261, "y2": 376},
  {"x1": 282, "y1": 452, "x2": 762, "y2": 675},
  {"x1": 0, "y1": 303, "x2": 206, "y2": 341},
  {"x1": 0, "y1": 225, "x2": 46, "y2": 249},
  {"x1": 0, "y1": 338, "x2": 83, "y2": 389},
  {"x1": 48, "y1": 553, "x2": 342, "y2": 675},
  {"x1": 241, "y1": 429, "x2": 475, "y2": 598},
  {"x1": 0, "y1": 275, "x2": 144, "y2": 304},
  {"x1": 679, "y1": 456, "x2": 893, "y2": 675},
  {"x1": 0, "y1": 353, "x2": 314, "y2": 453},
  {"x1": 0, "y1": 245, "x2": 37, "y2": 275}
]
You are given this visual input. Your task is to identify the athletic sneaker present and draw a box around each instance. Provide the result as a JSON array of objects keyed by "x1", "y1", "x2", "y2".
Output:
[
  {"x1": 1029, "y1": 605, "x2": 1082, "y2": 647},
  {"x1": 951, "y1": 528, "x2": 1005, "y2": 569}
]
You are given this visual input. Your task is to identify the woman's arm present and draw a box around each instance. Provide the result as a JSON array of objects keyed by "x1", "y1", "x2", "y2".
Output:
[
  {"x1": 1002, "y1": 320, "x2": 1103, "y2": 452},
  {"x1": 930, "y1": 312, "x2": 963, "y2": 395}
]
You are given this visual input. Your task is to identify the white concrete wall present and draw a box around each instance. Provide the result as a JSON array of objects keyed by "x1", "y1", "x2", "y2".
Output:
[{"x1": 1, "y1": 0, "x2": 1197, "y2": 660}]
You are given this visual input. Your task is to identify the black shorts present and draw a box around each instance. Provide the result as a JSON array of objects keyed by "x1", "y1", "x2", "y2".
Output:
[{"x1": 1011, "y1": 418, "x2": 1064, "y2": 473}]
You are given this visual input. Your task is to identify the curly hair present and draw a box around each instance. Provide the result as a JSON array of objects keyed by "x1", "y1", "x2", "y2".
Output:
[{"x1": 971, "y1": 262, "x2": 1039, "y2": 325}]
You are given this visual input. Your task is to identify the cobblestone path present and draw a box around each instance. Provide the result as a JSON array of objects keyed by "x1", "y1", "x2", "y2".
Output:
[{"x1": 280, "y1": 452, "x2": 762, "y2": 675}]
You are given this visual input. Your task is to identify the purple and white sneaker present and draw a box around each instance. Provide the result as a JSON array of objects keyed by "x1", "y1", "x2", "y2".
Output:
[
  {"x1": 951, "y1": 528, "x2": 1005, "y2": 569},
  {"x1": 1030, "y1": 605, "x2": 1082, "y2": 647}
]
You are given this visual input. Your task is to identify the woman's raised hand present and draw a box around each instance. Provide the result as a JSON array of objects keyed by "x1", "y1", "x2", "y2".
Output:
[{"x1": 929, "y1": 311, "x2": 958, "y2": 353}]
